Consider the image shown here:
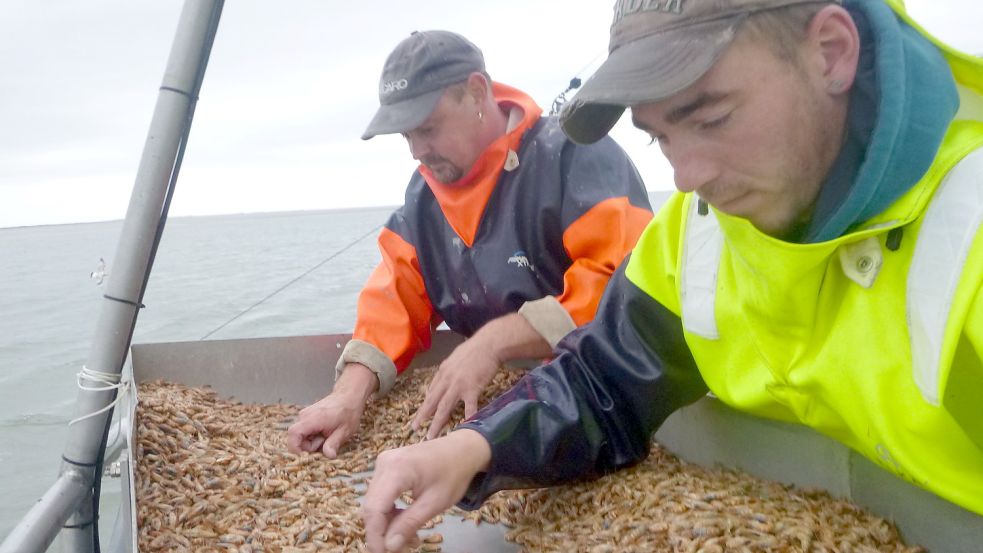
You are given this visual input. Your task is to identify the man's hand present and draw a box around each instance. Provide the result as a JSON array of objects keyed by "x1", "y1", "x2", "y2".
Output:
[
  {"x1": 411, "y1": 334, "x2": 501, "y2": 440},
  {"x1": 412, "y1": 313, "x2": 553, "y2": 440},
  {"x1": 286, "y1": 363, "x2": 377, "y2": 458},
  {"x1": 362, "y1": 430, "x2": 491, "y2": 553}
]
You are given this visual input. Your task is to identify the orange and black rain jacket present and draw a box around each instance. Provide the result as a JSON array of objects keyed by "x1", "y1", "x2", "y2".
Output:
[{"x1": 347, "y1": 83, "x2": 652, "y2": 392}]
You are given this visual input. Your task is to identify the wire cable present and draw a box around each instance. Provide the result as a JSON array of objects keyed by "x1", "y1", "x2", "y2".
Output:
[
  {"x1": 549, "y1": 49, "x2": 605, "y2": 116},
  {"x1": 198, "y1": 222, "x2": 383, "y2": 340}
]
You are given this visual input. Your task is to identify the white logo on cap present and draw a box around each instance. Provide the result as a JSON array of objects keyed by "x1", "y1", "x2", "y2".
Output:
[
  {"x1": 613, "y1": 0, "x2": 684, "y2": 25},
  {"x1": 381, "y1": 78, "x2": 409, "y2": 95}
]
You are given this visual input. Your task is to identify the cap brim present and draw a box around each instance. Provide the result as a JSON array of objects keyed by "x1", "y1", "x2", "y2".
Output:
[
  {"x1": 361, "y1": 87, "x2": 445, "y2": 140},
  {"x1": 561, "y1": 18, "x2": 740, "y2": 144}
]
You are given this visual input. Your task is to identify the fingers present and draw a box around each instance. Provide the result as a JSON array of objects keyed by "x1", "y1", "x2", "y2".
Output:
[
  {"x1": 384, "y1": 531, "x2": 420, "y2": 553},
  {"x1": 363, "y1": 435, "x2": 491, "y2": 552},
  {"x1": 362, "y1": 452, "x2": 414, "y2": 552},
  {"x1": 286, "y1": 417, "x2": 321, "y2": 453},
  {"x1": 426, "y1": 395, "x2": 457, "y2": 441},
  {"x1": 419, "y1": 381, "x2": 481, "y2": 440},
  {"x1": 286, "y1": 429, "x2": 304, "y2": 453},
  {"x1": 308, "y1": 435, "x2": 326, "y2": 454},
  {"x1": 384, "y1": 500, "x2": 439, "y2": 552},
  {"x1": 286, "y1": 412, "x2": 342, "y2": 456},
  {"x1": 415, "y1": 355, "x2": 498, "y2": 435},
  {"x1": 463, "y1": 392, "x2": 479, "y2": 421},
  {"x1": 362, "y1": 501, "x2": 396, "y2": 553},
  {"x1": 365, "y1": 476, "x2": 448, "y2": 552},
  {"x1": 412, "y1": 376, "x2": 446, "y2": 432},
  {"x1": 321, "y1": 425, "x2": 349, "y2": 459}
]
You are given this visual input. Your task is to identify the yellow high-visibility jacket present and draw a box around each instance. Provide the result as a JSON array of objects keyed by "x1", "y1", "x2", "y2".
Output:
[{"x1": 629, "y1": 1, "x2": 983, "y2": 512}]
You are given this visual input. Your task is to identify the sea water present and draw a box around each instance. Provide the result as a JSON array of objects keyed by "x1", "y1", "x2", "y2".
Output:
[
  {"x1": 0, "y1": 191, "x2": 670, "y2": 544},
  {"x1": 0, "y1": 208, "x2": 391, "y2": 541}
]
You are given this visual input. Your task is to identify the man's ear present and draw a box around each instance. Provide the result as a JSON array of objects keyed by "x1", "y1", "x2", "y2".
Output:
[
  {"x1": 465, "y1": 72, "x2": 490, "y2": 105},
  {"x1": 806, "y1": 5, "x2": 861, "y2": 94}
]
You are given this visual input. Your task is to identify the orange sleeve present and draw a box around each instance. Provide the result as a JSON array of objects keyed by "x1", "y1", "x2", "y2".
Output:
[
  {"x1": 352, "y1": 227, "x2": 438, "y2": 374},
  {"x1": 556, "y1": 197, "x2": 653, "y2": 325}
]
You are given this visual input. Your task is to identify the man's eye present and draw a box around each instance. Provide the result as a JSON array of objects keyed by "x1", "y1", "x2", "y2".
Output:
[{"x1": 700, "y1": 113, "x2": 731, "y2": 130}]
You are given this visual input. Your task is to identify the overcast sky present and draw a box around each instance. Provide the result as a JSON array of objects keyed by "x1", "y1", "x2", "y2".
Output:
[{"x1": 1, "y1": 1, "x2": 980, "y2": 228}]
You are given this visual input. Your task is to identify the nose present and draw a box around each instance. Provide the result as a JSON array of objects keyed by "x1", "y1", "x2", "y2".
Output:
[
  {"x1": 665, "y1": 142, "x2": 719, "y2": 195},
  {"x1": 406, "y1": 135, "x2": 429, "y2": 161}
]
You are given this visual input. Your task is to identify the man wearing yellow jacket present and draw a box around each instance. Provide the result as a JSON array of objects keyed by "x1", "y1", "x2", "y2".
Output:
[{"x1": 361, "y1": 1, "x2": 983, "y2": 550}]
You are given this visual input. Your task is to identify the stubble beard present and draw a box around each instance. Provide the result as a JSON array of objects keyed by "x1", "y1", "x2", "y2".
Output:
[{"x1": 424, "y1": 157, "x2": 464, "y2": 184}]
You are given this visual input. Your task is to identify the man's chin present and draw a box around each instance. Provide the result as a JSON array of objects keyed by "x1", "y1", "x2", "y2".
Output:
[{"x1": 429, "y1": 169, "x2": 464, "y2": 184}]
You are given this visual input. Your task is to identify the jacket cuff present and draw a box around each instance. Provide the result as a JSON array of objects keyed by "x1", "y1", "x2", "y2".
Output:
[
  {"x1": 335, "y1": 339, "x2": 397, "y2": 397},
  {"x1": 518, "y1": 296, "x2": 577, "y2": 348},
  {"x1": 454, "y1": 426, "x2": 511, "y2": 510}
]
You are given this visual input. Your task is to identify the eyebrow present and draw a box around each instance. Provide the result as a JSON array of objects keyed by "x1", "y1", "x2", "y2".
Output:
[{"x1": 664, "y1": 92, "x2": 729, "y2": 125}]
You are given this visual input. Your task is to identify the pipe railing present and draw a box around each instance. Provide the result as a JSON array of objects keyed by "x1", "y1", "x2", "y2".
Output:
[{"x1": 0, "y1": 1, "x2": 224, "y2": 551}]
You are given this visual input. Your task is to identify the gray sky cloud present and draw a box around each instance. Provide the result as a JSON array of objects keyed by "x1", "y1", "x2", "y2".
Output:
[{"x1": 1, "y1": 0, "x2": 980, "y2": 227}]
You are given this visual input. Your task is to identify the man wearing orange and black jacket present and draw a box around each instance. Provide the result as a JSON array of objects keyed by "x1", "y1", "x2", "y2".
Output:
[{"x1": 287, "y1": 30, "x2": 651, "y2": 457}]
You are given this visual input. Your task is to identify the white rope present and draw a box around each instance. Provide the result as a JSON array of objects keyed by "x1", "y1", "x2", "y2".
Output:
[{"x1": 68, "y1": 365, "x2": 131, "y2": 426}]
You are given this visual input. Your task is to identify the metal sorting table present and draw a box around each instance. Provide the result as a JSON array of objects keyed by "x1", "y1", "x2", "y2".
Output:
[
  {"x1": 124, "y1": 332, "x2": 519, "y2": 552},
  {"x1": 122, "y1": 332, "x2": 983, "y2": 553}
]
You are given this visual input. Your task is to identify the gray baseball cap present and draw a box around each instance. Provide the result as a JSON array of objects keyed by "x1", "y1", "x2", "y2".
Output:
[
  {"x1": 561, "y1": 0, "x2": 839, "y2": 144},
  {"x1": 362, "y1": 30, "x2": 485, "y2": 140}
]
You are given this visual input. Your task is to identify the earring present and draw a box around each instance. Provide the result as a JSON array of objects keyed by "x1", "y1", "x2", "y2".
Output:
[
  {"x1": 829, "y1": 79, "x2": 845, "y2": 92},
  {"x1": 478, "y1": 110, "x2": 483, "y2": 121}
]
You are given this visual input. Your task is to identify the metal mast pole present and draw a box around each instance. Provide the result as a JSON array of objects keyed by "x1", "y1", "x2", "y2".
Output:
[{"x1": 0, "y1": 1, "x2": 224, "y2": 552}]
